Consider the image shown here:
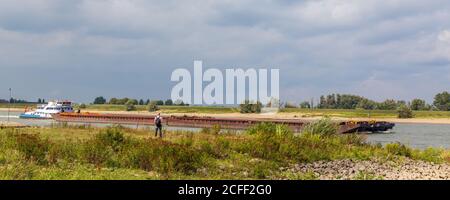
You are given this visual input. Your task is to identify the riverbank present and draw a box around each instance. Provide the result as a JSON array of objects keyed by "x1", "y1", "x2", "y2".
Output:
[
  {"x1": 2, "y1": 107, "x2": 450, "y2": 125},
  {"x1": 285, "y1": 158, "x2": 449, "y2": 180},
  {"x1": 0, "y1": 121, "x2": 27, "y2": 128},
  {"x1": 80, "y1": 110, "x2": 450, "y2": 125},
  {"x1": 0, "y1": 121, "x2": 448, "y2": 180}
]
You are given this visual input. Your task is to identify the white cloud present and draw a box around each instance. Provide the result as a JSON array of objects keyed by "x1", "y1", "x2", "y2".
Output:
[{"x1": 438, "y1": 30, "x2": 450, "y2": 42}]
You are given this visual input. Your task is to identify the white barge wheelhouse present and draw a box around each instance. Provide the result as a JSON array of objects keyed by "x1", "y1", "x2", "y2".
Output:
[{"x1": 19, "y1": 101, "x2": 74, "y2": 119}]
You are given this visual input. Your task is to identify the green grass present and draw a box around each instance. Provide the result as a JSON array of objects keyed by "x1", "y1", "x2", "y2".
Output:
[
  {"x1": 280, "y1": 108, "x2": 450, "y2": 118},
  {"x1": 0, "y1": 120, "x2": 448, "y2": 180}
]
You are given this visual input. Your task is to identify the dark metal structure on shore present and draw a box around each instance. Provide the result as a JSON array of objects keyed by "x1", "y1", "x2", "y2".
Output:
[{"x1": 52, "y1": 113, "x2": 395, "y2": 134}]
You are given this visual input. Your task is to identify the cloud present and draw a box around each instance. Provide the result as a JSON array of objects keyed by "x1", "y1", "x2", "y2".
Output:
[
  {"x1": 0, "y1": 0, "x2": 450, "y2": 103},
  {"x1": 438, "y1": 30, "x2": 450, "y2": 42}
]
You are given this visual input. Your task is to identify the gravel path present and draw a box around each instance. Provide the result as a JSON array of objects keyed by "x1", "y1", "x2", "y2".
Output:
[{"x1": 286, "y1": 158, "x2": 450, "y2": 180}]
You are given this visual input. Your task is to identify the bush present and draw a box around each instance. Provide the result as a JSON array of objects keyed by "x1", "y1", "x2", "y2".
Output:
[
  {"x1": 412, "y1": 147, "x2": 444, "y2": 163},
  {"x1": 124, "y1": 99, "x2": 138, "y2": 111},
  {"x1": 15, "y1": 134, "x2": 50, "y2": 164},
  {"x1": 125, "y1": 104, "x2": 136, "y2": 111},
  {"x1": 123, "y1": 139, "x2": 203, "y2": 175},
  {"x1": 397, "y1": 105, "x2": 413, "y2": 118},
  {"x1": 81, "y1": 127, "x2": 128, "y2": 167},
  {"x1": 385, "y1": 143, "x2": 412, "y2": 157},
  {"x1": 198, "y1": 136, "x2": 231, "y2": 159},
  {"x1": 147, "y1": 101, "x2": 159, "y2": 112},
  {"x1": 47, "y1": 141, "x2": 79, "y2": 164},
  {"x1": 240, "y1": 100, "x2": 262, "y2": 113},
  {"x1": 245, "y1": 123, "x2": 293, "y2": 160},
  {"x1": 96, "y1": 127, "x2": 127, "y2": 152},
  {"x1": 79, "y1": 104, "x2": 87, "y2": 109}
]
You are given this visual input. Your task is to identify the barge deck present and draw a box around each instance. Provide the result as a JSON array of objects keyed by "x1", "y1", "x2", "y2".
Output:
[{"x1": 52, "y1": 113, "x2": 395, "y2": 134}]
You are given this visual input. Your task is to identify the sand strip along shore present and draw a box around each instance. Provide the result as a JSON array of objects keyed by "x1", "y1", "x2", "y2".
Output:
[
  {"x1": 0, "y1": 121, "x2": 28, "y2": 128},
  {"x1": 2, "y1": 108, "x2": 450, "y2": 125},
  {"x1": 79, "y1": 110, "x2": 450, "y2": 125}
]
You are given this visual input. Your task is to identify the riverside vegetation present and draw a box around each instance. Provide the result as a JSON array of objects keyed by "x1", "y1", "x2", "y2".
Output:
[{"x1": 0, "y1": 119, "x2": 449, "y2": 180}]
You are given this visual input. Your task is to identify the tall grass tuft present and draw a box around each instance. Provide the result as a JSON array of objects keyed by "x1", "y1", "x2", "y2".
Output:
[
  {"x1": 301, "y1": 118, "x2": 338, "y2": 136},
  {"x1": 244, "y1": 123, "x2": 294, "y2": 161}
]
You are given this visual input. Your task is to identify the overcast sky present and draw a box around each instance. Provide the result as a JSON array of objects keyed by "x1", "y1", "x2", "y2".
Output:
[{"x1": 1, "y1": 0, "x2": 449, "y2": 104}]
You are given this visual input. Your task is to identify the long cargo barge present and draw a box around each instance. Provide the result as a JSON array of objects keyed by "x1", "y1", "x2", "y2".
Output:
[{"x1": 52, "y1": 113, "x2": 395, "y2": 134}]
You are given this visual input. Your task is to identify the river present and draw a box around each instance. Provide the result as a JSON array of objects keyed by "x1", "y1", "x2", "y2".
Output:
[{"x1": 1, "y1": 111, "x2": 449, "y2": 149}]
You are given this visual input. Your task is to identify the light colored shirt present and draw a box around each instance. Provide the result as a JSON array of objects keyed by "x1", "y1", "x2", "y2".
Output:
[{"x1": 154, "y1": 116, "x2": 163, "y2": 124}]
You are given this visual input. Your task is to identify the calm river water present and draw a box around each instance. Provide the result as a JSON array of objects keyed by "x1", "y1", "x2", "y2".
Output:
[{"x1": 1, "y1": 111, "x2": 449, "y2": 149}]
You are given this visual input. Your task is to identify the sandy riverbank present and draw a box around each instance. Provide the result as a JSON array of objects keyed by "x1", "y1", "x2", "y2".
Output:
[
  {"x1": 0, "y1": 121, "x2": 27, "y2": 128},
  {"x1": 0, "y1": 108, "x2": 23, "y2": 112},
  {"x1": 80, "y1": 110, "x2": 450, "y2": 125},
  {"x1": 2, "y1": 108, "x2": 450, "y2": 125}
]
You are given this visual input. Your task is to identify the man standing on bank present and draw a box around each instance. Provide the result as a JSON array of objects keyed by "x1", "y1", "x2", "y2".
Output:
[{"x1": 154, "y1": 113, "x2": 163, "y2": 138}]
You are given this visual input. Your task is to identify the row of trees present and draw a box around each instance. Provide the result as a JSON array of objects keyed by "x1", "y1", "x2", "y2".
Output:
[
  {"x1": 93, "y1": 97, "x2": 187, "y2": 106},
  {"x1": 91, "y1": 91, "x2": 450, "y2": 112},
  {"x1": 0, "y1": 98, "x2": 32, "y2": 103},
  {"x1": 0, "y1": 98, "x2": 50, "y2": 104},
  {"x1": 310, "y1": 92, "x2": 450, "y2": 111}
]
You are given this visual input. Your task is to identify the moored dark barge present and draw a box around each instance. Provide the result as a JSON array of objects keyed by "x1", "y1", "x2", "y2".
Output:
[{"x1": 52, "y1": 113, "x2": 395, "y2": 134}]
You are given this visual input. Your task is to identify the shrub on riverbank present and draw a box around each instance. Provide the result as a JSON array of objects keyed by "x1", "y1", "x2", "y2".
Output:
[
  {"x1": 239, "y1": 100, "x2": 262, "y2": 113},
  {"x1": 147, "y1": 101, "x2": 159, "y2": 112},
  {"x1": 397, "y1": 105, "x2": 413, "y2": 118}
]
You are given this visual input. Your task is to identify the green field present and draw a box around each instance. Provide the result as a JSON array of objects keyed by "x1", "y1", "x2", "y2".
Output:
[
  {"x1": 0, "y1": 121, "x2": 448, "y2": 180},
  {"x1": 280, "y1": 108, "x2": 450, "y2": 118}
]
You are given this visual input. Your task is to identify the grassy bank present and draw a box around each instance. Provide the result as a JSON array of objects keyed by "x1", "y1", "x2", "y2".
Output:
[
  {"x1": 280, "y1": 108, "x2": 450, "y2": 119},
  {"x1": 0, "y1": 121, "x2": 448, "y2": 180}
]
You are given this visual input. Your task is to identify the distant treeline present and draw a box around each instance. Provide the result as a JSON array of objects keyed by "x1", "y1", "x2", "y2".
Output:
[
  {"x1": 92, "y1": 97, "x2": 188, "y2": 106},
  {"x1": 0, "y1": 98, "x2": 42, "y2": 104},
  {"x1": 290, "y1": 91, "x2": 450, "y2": 111},
  {"x1": 93, "y1": 91, "x2": 450, "y2": 112}
]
